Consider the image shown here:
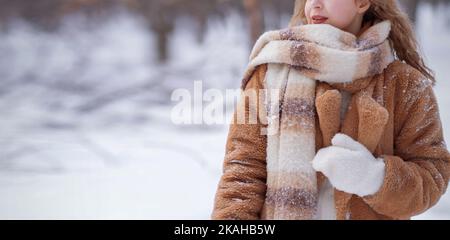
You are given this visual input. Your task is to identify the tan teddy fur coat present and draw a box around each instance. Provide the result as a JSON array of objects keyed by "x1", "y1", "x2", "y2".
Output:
[{"x1": 211, "y1": 60, "x2": 450, "y2": 220}]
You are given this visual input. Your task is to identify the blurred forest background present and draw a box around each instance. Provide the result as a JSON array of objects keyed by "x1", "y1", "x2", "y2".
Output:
[
  {"x1": 0, "y1": 0, "x2": 450, "y2": 219},
  {"x1": 0, "y1": 0, "x2": 448, "y2": 61}
]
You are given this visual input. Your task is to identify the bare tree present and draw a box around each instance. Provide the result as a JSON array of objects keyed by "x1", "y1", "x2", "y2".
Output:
[
  {"x1": 243, "y1": 0, "x2": 264, "y2": 46},
  {"x1": 61, "y1": 0, "x2": 122, "y2": 19},
  {"x1": 0, "y1": 0, "x2": 66, "y2": 31},
  {"x1": 399, "y1": 0, "x2": 420, "y2": 23},
  {"x1": 125, "y1": 0, "x2": 177, "y2": 63}
]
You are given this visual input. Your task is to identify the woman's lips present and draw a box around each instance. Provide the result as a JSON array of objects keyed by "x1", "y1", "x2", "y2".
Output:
[{"x1": 311, "y1": 15, "x2": 328, "y2": 24}]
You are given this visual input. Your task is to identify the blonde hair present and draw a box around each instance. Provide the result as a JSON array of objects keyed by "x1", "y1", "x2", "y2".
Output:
[{"x1": 290, "y1": 0, "x2": 435, "y2": 84}]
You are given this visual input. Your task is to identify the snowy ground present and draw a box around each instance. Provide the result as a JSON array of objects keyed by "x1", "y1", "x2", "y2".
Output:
[
  {"x1": 0, "y1": 4, "x2": 449, "y2": 219},
  {"x1": 0, "y1": 10, "x2": 246, "y2": 220}
]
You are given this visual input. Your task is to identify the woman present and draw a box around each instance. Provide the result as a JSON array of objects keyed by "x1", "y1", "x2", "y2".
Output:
[{"x1": 211, "y1": 0, "x2": 450, "y2": 220}]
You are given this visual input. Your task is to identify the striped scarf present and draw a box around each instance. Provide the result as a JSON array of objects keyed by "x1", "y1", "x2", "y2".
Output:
[{"x1": 241, "y1": 20, "x2": 395, "y2": 219}]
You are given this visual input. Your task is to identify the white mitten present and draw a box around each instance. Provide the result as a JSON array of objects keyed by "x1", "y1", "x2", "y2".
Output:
[{"x1": 312, "y1": 133, "x2": 385, "y2": 197}]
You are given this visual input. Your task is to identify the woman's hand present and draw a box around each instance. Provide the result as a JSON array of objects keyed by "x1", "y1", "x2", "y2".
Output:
[{"x1": 312, "y1": 133, "x2": 386, "y2": 197}]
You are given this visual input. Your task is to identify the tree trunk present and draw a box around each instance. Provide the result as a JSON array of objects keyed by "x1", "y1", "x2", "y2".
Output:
[
  {"x1": 399, "y1": 0, "x2": 419, "y2": 23},
  {"x1": 243, "y1": 0, "x2": 264, "y2": 46}
]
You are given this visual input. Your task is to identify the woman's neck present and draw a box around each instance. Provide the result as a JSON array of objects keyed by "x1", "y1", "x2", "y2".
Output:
[{"x1": 343, "y1": 15, "x2": 366, "y2": 37}]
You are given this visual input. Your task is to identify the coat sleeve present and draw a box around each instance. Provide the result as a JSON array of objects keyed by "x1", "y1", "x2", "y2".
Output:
[
  {"x1": 363, "y1": 69, "x2": 450, "y2": 219},
  {"x1": 211, "y1": 64, "x2": 268, "y2": 220}
]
